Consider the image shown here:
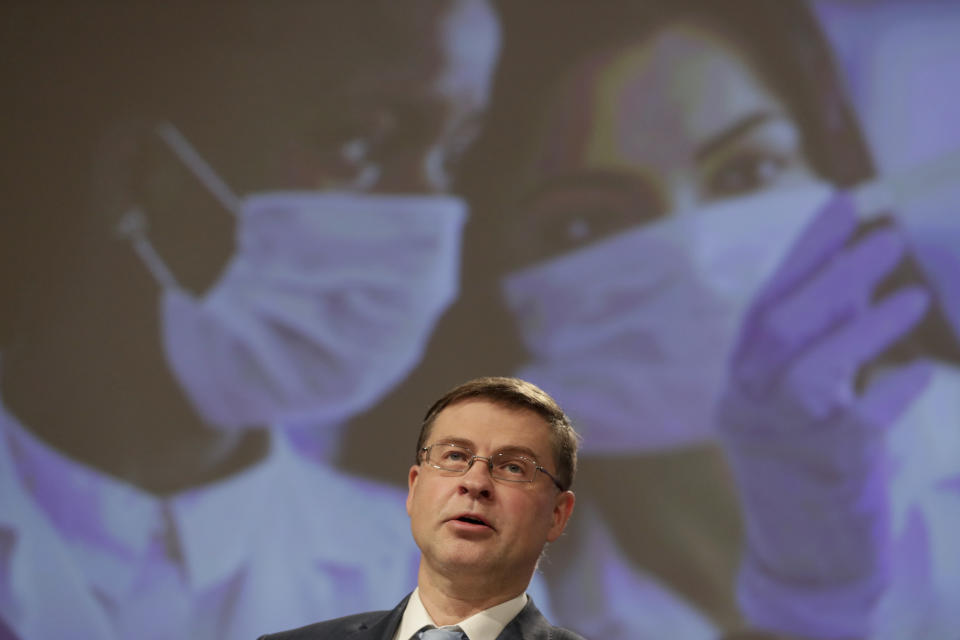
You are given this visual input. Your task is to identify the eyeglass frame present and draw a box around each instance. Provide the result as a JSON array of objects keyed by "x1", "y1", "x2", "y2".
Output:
[{"x1": 419, "y1": 442, "x2": 565, "y2": 491}]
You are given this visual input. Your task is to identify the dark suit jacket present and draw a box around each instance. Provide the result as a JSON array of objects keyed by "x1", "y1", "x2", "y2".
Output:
[{"x1": 258, "y1": 595, "x2": 587, "y2": 640}]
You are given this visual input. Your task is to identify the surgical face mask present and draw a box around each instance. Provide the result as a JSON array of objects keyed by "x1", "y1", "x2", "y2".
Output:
[
  {"x1": 502, "y1": 182, "x2": 832, "y2": 453},
  {"x1": 118, "y1": 124, "x2": 466, "y2": 431}
]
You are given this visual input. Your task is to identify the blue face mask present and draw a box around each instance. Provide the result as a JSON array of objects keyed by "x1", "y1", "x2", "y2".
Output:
[
  {"x1": 118, "y1": 123, "x2": 467, "y2": 431},
  {"x1": 502, "y1": 182, "x2": 832, "y2": 453}
]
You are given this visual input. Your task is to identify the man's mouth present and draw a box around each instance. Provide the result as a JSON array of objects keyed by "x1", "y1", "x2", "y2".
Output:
[{"x1": 451, "y1": 513, "x2": 494, "y2": 530}]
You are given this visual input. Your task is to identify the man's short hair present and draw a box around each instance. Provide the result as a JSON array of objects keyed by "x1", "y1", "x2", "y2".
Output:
[{"x1": 416, "y1": 376, "x2": 579, "y2": 491}]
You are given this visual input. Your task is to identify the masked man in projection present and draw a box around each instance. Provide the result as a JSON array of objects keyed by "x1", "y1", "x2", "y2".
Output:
[{"x1": 0, "y1": 2, "x2": 502, "y2": 638}]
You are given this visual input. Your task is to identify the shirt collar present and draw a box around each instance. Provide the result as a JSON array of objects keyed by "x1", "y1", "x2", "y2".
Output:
[
  {"x1": 0, "y1": 397, "x2": 291, "y2": 599},
  {"x1": 2, "y1": 399, "x2": 164, "y2": 599},
  {"x1": 165, "y1": 432, "x2": 287, "y2": 591},
  {"x1": 395, "y1": 587, "x2": 528, "y2": 640}
]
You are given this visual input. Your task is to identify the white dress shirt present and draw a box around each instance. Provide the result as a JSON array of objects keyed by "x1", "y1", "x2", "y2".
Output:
[{"x1": 393, "y1": 588, "x2": 527, "y2": 640}]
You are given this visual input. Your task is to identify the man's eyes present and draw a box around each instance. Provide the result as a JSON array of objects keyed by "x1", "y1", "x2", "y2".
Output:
[
  {"x1": 501, "y1": 463, "x2": 524, "y2": 475},
  {"x1": 438, "y1": 448, "x2": 532, "y2": 469},
  {"x1": 496, "y1": 459, "x2": 532, "y2": 475}
]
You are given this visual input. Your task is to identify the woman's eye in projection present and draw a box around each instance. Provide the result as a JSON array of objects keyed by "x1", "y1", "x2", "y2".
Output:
[
  {"x1": 699, "y1": 116, "x2": 810, "y2": 200},
  {"x1": 517, "y1": 178, "x2": 664, "y2": 264}
]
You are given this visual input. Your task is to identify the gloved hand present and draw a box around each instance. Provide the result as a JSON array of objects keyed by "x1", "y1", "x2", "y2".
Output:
[{"x1": 716, "y1": 193, "x2": 935, "y2": 639}]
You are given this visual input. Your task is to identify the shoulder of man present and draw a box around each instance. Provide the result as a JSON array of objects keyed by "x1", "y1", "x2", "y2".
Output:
[
  {"x1": 257, "y1": 609, "x2": 391, "y2": 640},
  {"x1": 499, "y1": 598, "x2": 587, "y2": 640}
]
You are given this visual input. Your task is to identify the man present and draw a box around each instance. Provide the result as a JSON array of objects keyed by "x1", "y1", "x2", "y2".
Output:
[
  {"x1": 0, "y1": 2, "x2": 502, "y2": 638},
  {"x1": 259, "y1": 377, "x2": 584, "y2": 640}
]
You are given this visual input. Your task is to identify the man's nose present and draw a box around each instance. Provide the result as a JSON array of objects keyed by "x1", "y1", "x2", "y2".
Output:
[{"x1": 458, "y1": 457, "x2": 494, "y2": 498}]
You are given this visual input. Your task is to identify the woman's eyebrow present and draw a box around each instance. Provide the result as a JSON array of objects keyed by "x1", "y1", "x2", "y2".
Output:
[{"x1": 694, "y1": 111, "x2": 780, "y2": 163}]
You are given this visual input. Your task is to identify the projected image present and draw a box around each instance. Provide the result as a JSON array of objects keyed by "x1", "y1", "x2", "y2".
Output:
[
  {"x1": 1, "y1": 1, "x2": 958, "y2": 639},
  {"x1": 481, "y1": 2, "x2": 960, "y2": 638}
]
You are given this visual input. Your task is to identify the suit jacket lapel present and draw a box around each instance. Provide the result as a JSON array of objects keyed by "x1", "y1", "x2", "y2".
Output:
[
  {"x1": 352, "y1": 595, "x2": 409, "y2": 640},
  {"x1": 495, "y1": 599, "x2": 552, "y2": 640}
]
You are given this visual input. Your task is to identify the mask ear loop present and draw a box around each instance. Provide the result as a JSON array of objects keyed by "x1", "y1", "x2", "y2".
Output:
[
  {"x1": 116, "y1": 206, "x2": 180, "y2": 290},
  {"x1": 114, "y1": 122, "x2": 243, "y2": 290},
  {"x1": 154, "y1": 122, "x2": 243, "y2": 217}
]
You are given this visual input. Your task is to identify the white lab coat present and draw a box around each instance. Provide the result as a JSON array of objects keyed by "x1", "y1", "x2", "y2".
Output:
[{"x1": 0, "y1": 403, "x2": 420, "y2": 640}]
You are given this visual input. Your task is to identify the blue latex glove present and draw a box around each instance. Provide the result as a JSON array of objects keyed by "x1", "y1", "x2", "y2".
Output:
[{"x1": 716, "y1": 193, "x2": 934, "y2": 639}]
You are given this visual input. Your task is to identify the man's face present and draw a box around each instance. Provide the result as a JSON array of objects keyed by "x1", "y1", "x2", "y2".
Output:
[{"x1": 406, "y1": 399, "x2": 574, "y2": 589}]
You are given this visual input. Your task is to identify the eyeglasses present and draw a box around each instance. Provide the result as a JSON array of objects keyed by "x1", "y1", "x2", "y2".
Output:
[{"x1": 419, "y1": 443, "x2": 564, "y2": 491}]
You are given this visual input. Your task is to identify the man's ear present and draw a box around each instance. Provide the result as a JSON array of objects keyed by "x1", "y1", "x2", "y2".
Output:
[
  {"x1": 546, "y1": 490, "x2": 575, "y2": 542},
  {"x1": 406, "y1": 465, "x2": 421, "y2": 516}
]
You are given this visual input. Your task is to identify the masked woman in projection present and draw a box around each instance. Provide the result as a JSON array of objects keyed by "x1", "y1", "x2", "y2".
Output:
[{"x1": 477, "y1": 1, "x2": 960, "y2": 638}]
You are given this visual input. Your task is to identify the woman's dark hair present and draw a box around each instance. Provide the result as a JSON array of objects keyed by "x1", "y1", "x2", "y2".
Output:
[
  {"x1": 503, "y1": 0, "x2": 872, "y2": 182},
  {"x1": 691, "y1": 0, "x2": 875, "y2": 186}
]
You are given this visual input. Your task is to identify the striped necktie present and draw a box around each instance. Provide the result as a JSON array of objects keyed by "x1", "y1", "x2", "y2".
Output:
[{"x1": 418, "y1": 625, "x2": 467, "y2": 640}]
